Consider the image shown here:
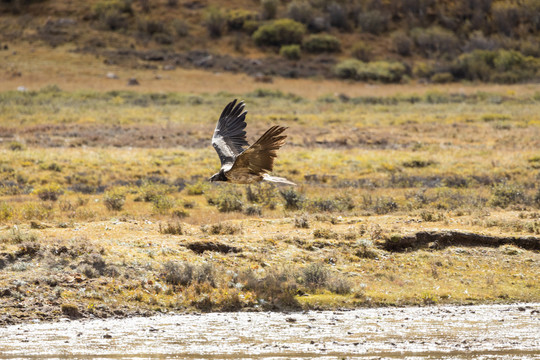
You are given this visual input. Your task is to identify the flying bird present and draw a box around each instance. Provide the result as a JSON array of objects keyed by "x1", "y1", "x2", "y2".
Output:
[{"x1": 209, "y1": 99, "x2": 296, "y2": 185}]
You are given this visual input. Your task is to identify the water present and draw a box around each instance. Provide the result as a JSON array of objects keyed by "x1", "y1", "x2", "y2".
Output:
[{"x1": 0, "y1": 304, "x2": 538, "y2": 359}]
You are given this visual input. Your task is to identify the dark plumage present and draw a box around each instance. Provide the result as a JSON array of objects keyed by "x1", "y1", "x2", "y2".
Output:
[{"x1": 209, "y1": 99, "x2": 296, "y2": 185}]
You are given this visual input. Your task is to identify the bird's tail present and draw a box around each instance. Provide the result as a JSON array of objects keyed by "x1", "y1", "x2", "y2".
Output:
[{"x1": 262, "y1": 174, "x2": 296, "y2": 186}]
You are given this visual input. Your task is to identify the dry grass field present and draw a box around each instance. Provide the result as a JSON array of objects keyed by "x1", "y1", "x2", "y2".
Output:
[{"x1": 1, "y1": 44, "x2": 540, "y2": 325}]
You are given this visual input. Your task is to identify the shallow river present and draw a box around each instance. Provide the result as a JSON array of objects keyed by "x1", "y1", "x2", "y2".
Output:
[{"x1": 0, "y1": 304, "x2": 538, "y2": 359}]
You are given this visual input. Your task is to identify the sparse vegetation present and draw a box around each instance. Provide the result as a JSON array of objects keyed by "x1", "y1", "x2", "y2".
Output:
[
  {"x1": 253, "y1": 19, "x2": 306, "y2": 47},
  {"x1": 0, "y1": 59, "x2": 539, "y2": 324}
]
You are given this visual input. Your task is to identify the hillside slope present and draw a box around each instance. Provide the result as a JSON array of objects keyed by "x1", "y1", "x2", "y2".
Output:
[{"x1": 1, "y1": 0, "x2": 540, "y2": 83}]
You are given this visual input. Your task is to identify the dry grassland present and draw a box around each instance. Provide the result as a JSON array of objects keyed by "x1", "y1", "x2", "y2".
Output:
[{"x1": 0, "y1": 46, "x2": 539, "y2": 325}]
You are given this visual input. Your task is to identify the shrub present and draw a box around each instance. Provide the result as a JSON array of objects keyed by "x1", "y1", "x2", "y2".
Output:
[
  {"x1": 452, "y1": 49, "x2": 540, "y2": 83},
  {"x1": 280, "y1": 44, "x2": 301, "y2": 60},
  {"x1": 137, "y1": 17, "x2": 167, "y2": 36},
  {"x1": 286, "y1": 0, "x2": 314, "y2": 25},
  {"x1": 243, "y1": 20, "x2": 260, "y2": 34},
  {"x1": 492, "y1": 2, "x2": 521, "y2": 36},
  {"x1": 160, "y1": 222, "x2": 183, "y2": 235},
  {"x1": 152, "y1": 195, "x2": 175, "y2": 214},
  {"x1": 534, "y1": 188, "x2": 540, "y2": 208},
  {"x1": 171, "y1": 208, "x2": 189, "y2": 218},
  {"x1": 261, "y1": 0, "x2": 279, "y2": 20},
  {"x1": 92, "y1": 0, "x2": 132, "y2": 17},
  {"x1": 280, "y1": 188, "x2": 305, "y2": 210},
  {"x1": 253, "y1": 19, "x2": 306, "y2": 47},
  {"x1": 413, "y1": 61, "x2": 434, "y2": 79},
  {"x1": 327, "y1": 275, "x2": 352, "y2": 295},
  {"x1": 245, "y1": 184, "x2": 278, "y2": 208},
  {"x1": 351, "y1": 41, "x2": 372, "y2": 61},
  {"x1": 92, "y1": 0, "x2": 132, "y2": 31},
  {"x1": 163, "y1": 261, "x2": 193, "y2": 285},
  {"x1": 328, "y1": 2, "x2": 348, "y2": 30},
  {"x1": 452, "y1": 50, "x2": 495, "y2": 81},
  {"x1": 186, "y1": 181, "x2": 208, "y2": 195},
  {"x1": 103, "y1": 188, "x2": 126, "y2": 211},
  {"x1": 244, "y1": 205, "x2": 262, "y2": 216},
  {"x1": 139, "y1": 183, "x2": 174, "y2": 202},
  {"x1": 208, "y1": 190, "x2": 244, "y2": 212},
  {"x1": 490, "y1": 183, "x2": 527, "y2": 208},
  {"x1": 335, "y1": 59, "x2": 407, "y2": 83},
  {"x1": 9, "y1": 141, "x2": 25, "y2": 151},
  {"x1": 366, "y1": 196, "x2": 398, "y2": 214},
  {"x1": 302, "y1": 34, "x2": 340, "y2": 53},
  {"x1": 227, "y1": 9, "x2": 257, "y2": 31},
  {"x1": 391, "y1": 31, "x2": 413, "y2": 56},
  {"x1": 35, "y1": 183, "x2": 63, "y2": 201},
  {"x1": 172, "y1": 19, "x2": 189, "y2": 37},
  {"x1": 201, "y1": 222, "x2": 242, "y2": 235},
  {"x1": 204, "y1": 6, "x2": 226, "y2": 38},
  {"x1": 313, "y1": 228, "x2": 338, "y2": 239},
  {"x1": 294, "y1": 215, "x2": 309, "y2": 228},
  {"x1": 308, "y1": 196, "x2": 354, "y2": 213},
  {"x1": 357, "y1": 10, "x2": 389, "y2": 35},
  {"x1": 411, "y1": 26, "x2": 459, "y2": 57},
  {"x1": 0, "y1": 202, "x2": 13, "y2": 221},
  {"x1": 430, "y1": 72, "x2": 454, "y2": 83},
  {"x1": 302, "y1": 263, "x2": 328, "y2": 288}
]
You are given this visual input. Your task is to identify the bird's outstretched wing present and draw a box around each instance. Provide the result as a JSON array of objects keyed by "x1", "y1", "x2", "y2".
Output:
[
  {"x1": 229, "y1": 125, "x2": 287, "y2": 175},
  {"x1": 212, "y1": 99, "x2": 249, "y2": 167}
]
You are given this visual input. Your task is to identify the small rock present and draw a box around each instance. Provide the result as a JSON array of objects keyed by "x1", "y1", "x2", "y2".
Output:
[
  {"x1": 17, "y1": 86, "x2": 27, "y2": 92},
  {"x1": 127, "y1": 78, "x2": 139, "y2": 86},
  {"x1": 103, "y1": 334, "x2": 112, "y2": 339},
  {"x1": 106, "y1": 72, "x2": 118, "y2": 79},
  {"x1": 163, "y1": 64, "x2": 176, "y2": 71},
  {"x1": 285, "y1": 317, "x2": 297, "y2": 323}
]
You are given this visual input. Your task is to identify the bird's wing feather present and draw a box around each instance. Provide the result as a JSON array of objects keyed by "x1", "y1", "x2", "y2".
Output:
[
  {"x1": 212, "y1": 99, "x2": 249, "y2": 167},
  {"x1": 229, "y1": 125, "x2": 287, "y2": 175}
]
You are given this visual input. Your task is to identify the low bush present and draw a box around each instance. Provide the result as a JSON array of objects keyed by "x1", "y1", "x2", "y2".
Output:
[
  {"x1": 163, "y1": 261, "x2": 215, "y2": 286},
  {"x1": 159, "y1": 222, "x2": 183, "y2": 235},
  {"x1": 286, "y1": 0, "x2": 314, "y2": 25},
  {"x1": 294, "y1": 214, "x2": 309, "y2": 228},
  {"x1": 34, "y1": 183, "x2": 63, "y2": 201},
  {"x1": 301, "y1": 262, "x2": 329, "y2": 288},
  {"x1": 411, "y1": 26, "x2": 459, "y2": 57},
  {"x1": 204, "y1": 6, "x2": 226, "y2": 38},
  {"x1": 357, "y1": 10, "x2": 389, "y2": 35},
  {"x1": 103, "y1": 188, "x2": 126, "y2": 211},
  {"x1": 260, "y1": 0, "x2": 278, "y2": 20},
  {"x1": 452, "y1": 49, "x2": 540, "y2": 83},
  {"x1": 280, "y1": 44, "x2": 301, "y2": 60},
  {"x1": 490, "y1": 183, "x2": 527, "y2": 208},
  {"x1": 328, "y1": 2, "x2": 348, "y2": 30},
  {"x1": 201, "y1": 222, "x2": 242, "y2": 235},
  {"x1": 152, "y1": 195, "x2": 175, "y2": 214},
  {"x1": 0, "y1": 202, "x2": 13, "y2": 221},
  {"x1": 92, "y1": 0, "x2": 132, "y2": 31},
  {"x1": 351, "y1": 41, "x2": 372, "y2": 62},
  {"x1": 302, "y1": 34, "x2": 340, "y2": 53},
  {"x1": 226, "y1": 9, "x2": 257, "y2": 31},
  {"x1": 334, "y1": 59, "x2": 407, "y2": 83},
  {"x1": 208, "y1": 190, "x2": 244, "y2": 212},
  {"x1": 391, "y1": 31, "x2": 413, "y2": 56},
  {"x1": 431, "y1": 72, "x2": 454, "y2": 83},
  {"x1": 280, "y1": 188, "x2": 305, "y2": 210},
  {"x1": 253, "y1": 19, "x2": 306, "y2": 47},
  {"x1": 172, "y1": 19, "x2": 189, "y2": 37}
]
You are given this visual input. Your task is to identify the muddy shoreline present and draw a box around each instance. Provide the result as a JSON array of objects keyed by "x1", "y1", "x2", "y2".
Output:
[{"x1": 1, "y1": 304, "x2": 538, "y2": 359}]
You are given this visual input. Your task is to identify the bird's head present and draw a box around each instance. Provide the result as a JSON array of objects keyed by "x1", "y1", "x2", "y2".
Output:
[{"x1": 209, "y1": 171, "x2": 227, "y2": 182}]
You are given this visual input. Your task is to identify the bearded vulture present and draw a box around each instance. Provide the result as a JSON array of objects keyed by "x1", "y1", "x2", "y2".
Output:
[{"x1": 209, "y1": 99, "x2": 296, "y2": 185}]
